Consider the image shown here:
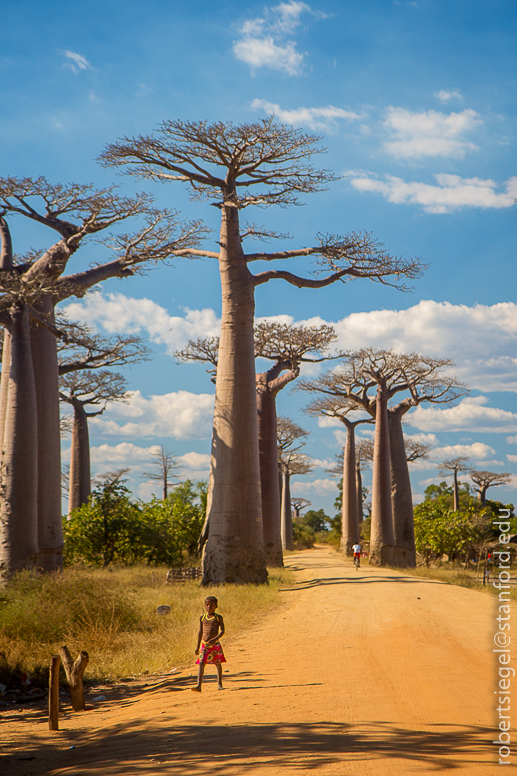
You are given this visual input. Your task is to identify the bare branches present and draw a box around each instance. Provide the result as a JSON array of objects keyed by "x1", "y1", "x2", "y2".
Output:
[
  {"x1": 470, "y1": 470, "x2": 512, "y2": 503},
  {"x1": 405, "y1": 438, "x2": 431, "y2": 463},
  {"x1": 251, "y1": 232, "x2": 426, "y2": 291},
  {"x1": 100, "y1": 117, "x2": 334, "y2": 208},
  {"x1": 254, "y1": 322, "x2": 337, "y2": 364},
  {"x1": 438, "y1": 457, "x2": 472, "y2": 478},
  {"x1": 57, "y1": 320, "x2": 150, "y2": 375},
  {"x1": 59, "y1": 370, "x2": 129, "y2": 415},
  {"x1": 142, "y1": 446, "x2": 182, "y2": 500}
]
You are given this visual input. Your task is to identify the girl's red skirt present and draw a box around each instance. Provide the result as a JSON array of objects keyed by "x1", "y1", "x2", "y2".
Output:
[{"x1": 196, "y1": 641, "x2": 226, "y2": 665}]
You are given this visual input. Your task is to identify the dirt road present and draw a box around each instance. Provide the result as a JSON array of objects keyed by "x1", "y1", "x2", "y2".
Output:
[{"x1": 2, "y1": 546, "x2": 513, "y2": 775}]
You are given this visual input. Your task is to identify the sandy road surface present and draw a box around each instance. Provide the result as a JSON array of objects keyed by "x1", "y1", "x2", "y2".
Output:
[{"x1": 2, "y1": 546, "x2": 514, "y2": 775}]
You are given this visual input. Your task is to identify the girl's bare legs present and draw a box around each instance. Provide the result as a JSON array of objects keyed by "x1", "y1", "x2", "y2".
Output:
[
  {"x1": 216, "y1": 662, "x2": 224, "y2": 689},
  {"x1": 192, "y1": 662, "x2": 205, "y2": 691}
]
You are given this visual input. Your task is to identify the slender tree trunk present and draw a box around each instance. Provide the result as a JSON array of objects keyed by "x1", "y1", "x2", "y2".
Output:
[
  {"x1": 0, "y1": 304, "x2": 39, "y2": 578},
  {"x1": 68, "y1": 401, "x2": 91, "y2": 514},
  {"x1": 201, "y1": 206, "x2": 267, "y2": 585},
  {"x1": 453, "y1": 472, "x2": 459, "y2": 512},
  {"x1": 0, "y1": 218, "x2": 13, "y2": 452},
  {"x1": 388, "y1": 408, "x2": 416, "y2": 568},
  {"x1": 340, "y1": 421, "x2": 359, "y2": 555},
  {"x1": 478, "y1": 487, "x2": 487, "y2": 507},
  {"x1": 280, "y1": 467, "x2": 293, "y2": 551},
  {"x1": 30, "y1": 296, "x2": 63, "y2": 571},
  {"x1": 356, "y1": 463, "x2": 363, "y2": 525},
  {"x1": 257, "y1": 379, "x2": 283, "y2": 567},
  {"x1": 369, "y1": 382, "x2": 394, "y2": 566}
]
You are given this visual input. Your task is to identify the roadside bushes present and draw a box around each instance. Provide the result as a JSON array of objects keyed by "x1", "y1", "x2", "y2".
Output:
[{"x1": 63, "y1": 478, "x2": 207, "y2": 567}]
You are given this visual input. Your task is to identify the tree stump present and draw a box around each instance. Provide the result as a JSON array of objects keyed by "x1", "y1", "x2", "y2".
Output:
[{"x1": 59, "y1": 645, "x2": 89, "y2": 711}]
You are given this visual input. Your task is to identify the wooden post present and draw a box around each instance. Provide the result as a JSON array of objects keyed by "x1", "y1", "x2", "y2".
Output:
[
  {"x1": 49, "y1": 655, "x2": 60, "y2": 731},
  {"x1": 59, "y1": 645, "x2": 89, "y2": 711}
]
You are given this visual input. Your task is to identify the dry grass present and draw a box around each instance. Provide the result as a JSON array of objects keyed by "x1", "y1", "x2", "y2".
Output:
[
  {"x1": 401, "y1": 564, "x2": 517, "y2": 600},
  {"x1": 0, "y1": 565, "x2": 293, "y2": 687}
]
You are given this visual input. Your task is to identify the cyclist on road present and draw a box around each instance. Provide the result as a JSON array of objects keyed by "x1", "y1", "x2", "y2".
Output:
[{"x1": 352, "y1": 542, "x2": 362, "y2": 569}]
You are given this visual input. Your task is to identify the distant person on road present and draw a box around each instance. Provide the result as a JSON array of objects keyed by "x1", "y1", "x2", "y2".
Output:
[
  {"x1": 192, "y1": 596, "x2": 226, "y2": 692},
  {"x1": 352, "y1": 543, "x2": 362, "y2": 568}
]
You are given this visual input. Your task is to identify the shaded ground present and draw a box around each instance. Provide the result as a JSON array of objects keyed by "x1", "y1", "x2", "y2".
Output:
[{"x1": 2, "y1": 546, "x2": 514, "y2": 775}]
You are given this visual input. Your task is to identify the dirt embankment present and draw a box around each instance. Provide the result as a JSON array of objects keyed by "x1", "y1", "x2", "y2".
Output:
[{"x1": 2, "y1": 546, "x2": 514, "y2": 775}]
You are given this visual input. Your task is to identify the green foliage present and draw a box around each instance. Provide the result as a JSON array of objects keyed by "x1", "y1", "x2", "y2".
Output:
[
  {"x1": 413, "y1": 500, "x2": 492, "y2": 560},
  {"x1": 64, "y1": 478, "x2": 207, "y2": 567},
  {"x1": 64, "y1": 477, "x2": 143, "y2": 567},
  {"x1": 292, "y1": 521, "x2": 316, "y2": 549},
  {"x1": 303, "y1": 508, "x2": 331, "y2": 532}
]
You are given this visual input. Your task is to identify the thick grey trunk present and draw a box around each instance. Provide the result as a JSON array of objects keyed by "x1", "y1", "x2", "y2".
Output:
[
  {"x1": 30, "y1": 296, "x2": 63, "y2": 571},
  {"x1": 0, "y1": 305, "x2": 39, "y2": 577},
  {"x1": 0, "y1": 330, "x2": 12, "y2": 452},
  {"x1": 340, "y1": 423, "x2": 359, "y2": 555},
  {"x1": 388, "y1": 409, "x2": 416, "y2": 567},
  {"x1": 369, "y1": 383, "x2": 394, "y2": 566},
  {"x1": 201, "y1": 206, "x2": 267, "y2": 584},
  {"x1": 68, "y1": 401, "x2": 91, "y2": 514},
  {"x1": 280, "y1": 468, "x2": 293, "y2": 551},
  {"x1": 257, "y1": 382, "x2": 283, "y2": 567}
]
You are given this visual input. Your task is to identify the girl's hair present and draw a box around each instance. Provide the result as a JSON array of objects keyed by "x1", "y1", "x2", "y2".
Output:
[{"x1": 205, "y1": 596, "x2": 218, "y2": 606}]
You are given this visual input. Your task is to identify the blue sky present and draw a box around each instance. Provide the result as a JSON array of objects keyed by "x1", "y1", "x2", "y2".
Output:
[{"x1": 2, "y1": 0, "x2": 517, "y2": 511}]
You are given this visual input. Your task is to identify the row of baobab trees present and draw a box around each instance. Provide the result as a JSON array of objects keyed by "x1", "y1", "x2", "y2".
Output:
[{"x1": 1, "y1": 115, "x2": 470, "y2": 583}]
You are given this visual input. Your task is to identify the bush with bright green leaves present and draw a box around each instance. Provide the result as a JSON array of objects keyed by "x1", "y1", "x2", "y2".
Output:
[{"x1": 63, "y1": 477, "x2": 207, "y2": 567}]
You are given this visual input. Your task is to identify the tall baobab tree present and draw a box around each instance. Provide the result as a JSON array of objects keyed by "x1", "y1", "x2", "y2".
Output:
[
  {"x1": 176, "y1": 322, "x2": 338, "y2": 567},
  {"x1": 470, "y1": 470, "x2": 512, "y2": 506},
  {"x1": 438, "y1": 457, "x2": 471, "y2": 512},
  {"x1": 0, "y1": 180, "x2": 200, "y2": 577},
  {"x1": 143, "y1": 446, "x2": 182, "y2": 500},
  {"x1": 60, "y1": 371, "x2": 129, "y2": 514},
  {"x1": 277, "y1": 416, "x2": 313, "y2": 552},
  {"x1": 298, "y1": 349, "x2": 465, "y2": 566},
  {"x1": 303, "y1": 395, "x2": 372, "y2": 555},
  {"x1": 292, "y1": 498, "x2": 311, "y2": 520},
  {"x1": 355, "y1": 438, "x2": 373, "y2": 525},
  {"x1": 101, "y1": 118, "x2": 423, "y2": 585}
]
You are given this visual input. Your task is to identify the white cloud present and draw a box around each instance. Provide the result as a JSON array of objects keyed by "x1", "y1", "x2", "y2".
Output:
[
  {"x1": 506, "y1": 436, "x2": 517, "y2": 445},
  {"x1": 233, "y1": 2, "x2": 315, "y2": 75},
  {"x1": 349, "y1": 171, "x2": 517, "y2": 213},
  {"x1": 507, "y1": 455, "x2": 517, "y2": 463},
  {"x1": 62, "y1": 292, "x2": 221, "y2": 354},
  {"x1": 331, "y1": 300, "x2": 517, "y2": 392},
  {"x1": 433, "y1": 89, "x2": 462, "y2": 102},
  {"x1": 90, "y1": 442, "x2": 160, "y2": 465},
  {"x1": 60, "y1": 50, "x2": 93, "y2": 74},
  {"x1": 250, "y1": 98, "x2": 361, "y2": 130},
  {"x1": 90, "y1": 390, "x2": 214, "y2": 439},
  {"x1": 382, "y1": 107, "x2": 481, "y2": 159},
  {"x1": 408, "y1": 396, "x2": 517, "y2": 434},
  {"x1": 291, "y1": 478, "x2": 337, "y2": 495}
]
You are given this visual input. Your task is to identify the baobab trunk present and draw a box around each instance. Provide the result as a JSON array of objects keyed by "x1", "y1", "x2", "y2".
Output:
[
  {"x1": 388, "y1": 408, "x2": 416, "y2": 568},
  {"x1": 30, "y1": 296, "x2": 63, "y2": 571},
  {"x1": 280, "y1": 467, "x2": 293, "y2": 551},
  {"x1": 340, "y1": 421, "x2": 359, "y2": 555},
  {"x1": 201, "y1": 206, "x2": 267, "y2": 585},
  {"x1": 453, "y1": 472, "x2": 460, "y2": 512},
  {"x1": 0, "y1": 304, "x2": 39, "y2": 577},
  {"x1": 256, "y1": 379, "x2": 283, "y2": 567},
  {"x1": 0, "y1": 217, "x2": 12, "y2": 450},
  {"x1": 68, "y1": 401, "x2": 91, "y2": 514},
  {"x1": 355, "y1": 463, "x2": 363, "y2": 525},
  {"x1": 369, "y1": 382, "x2": 394, "y2": 566}
]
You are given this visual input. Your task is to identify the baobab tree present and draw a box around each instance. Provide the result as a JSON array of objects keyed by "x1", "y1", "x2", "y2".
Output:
[
  {"x1": 304, "y1": 395, "x2": 372, "y2": 555},
  {"x1": 143, "y1": 446, "x2": 182, "y2": 500},
  {"x1": 60, "y1": 371, "x2": 129, "y2": 514},
  {"x1": 298, "y1": 349, "x2": 465, "y2": 566},
  {"x1": 0, "y1": 179, "x2": 200, "y2": 577},
  {"x1": 470, "y1": 470, "x2": 512, "y2": 506},
  {"x1": 176, "y1": 322, "x2": 338, "y2": 567},
  {"x1": 277, "y1": 416, "x2": 313, "y2": 551},
  {"x1": 101, "y1": 118, "x2": 423, "y2": 585},
  {"x1": 438, "y1": 457, "x2": 472, "y2": 512},
  {"x1": 292, "y1": 498, "x2": 311, "y2": 520}
]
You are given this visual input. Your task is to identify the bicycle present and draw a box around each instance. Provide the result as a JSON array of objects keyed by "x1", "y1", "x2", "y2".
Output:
[{"x1": 353, "y1": 554, "x2": 360, "y2": 570}]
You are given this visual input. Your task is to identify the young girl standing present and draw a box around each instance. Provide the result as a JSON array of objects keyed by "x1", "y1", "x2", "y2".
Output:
[{"x1": 192, "y1": 596, "x2": 226, "y2": 691}]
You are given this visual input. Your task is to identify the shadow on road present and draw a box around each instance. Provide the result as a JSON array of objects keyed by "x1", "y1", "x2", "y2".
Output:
[
  {"x1": 2, "y1": 719, "x2": 494, "y2": 775},
  {"x1": 280, "y1": 575, "x2": 444, "y2": 591}
]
